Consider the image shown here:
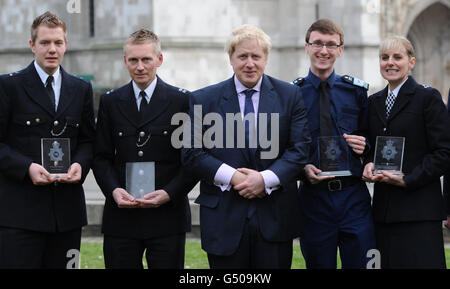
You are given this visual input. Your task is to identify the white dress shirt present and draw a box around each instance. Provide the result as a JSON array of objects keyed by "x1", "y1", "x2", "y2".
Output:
[
  {"x1": 213, "y1": 75, "x2": 281, "y2": 195},
  {"x1": 34, "y1": 61, "x2": 62, "y2": 110}
]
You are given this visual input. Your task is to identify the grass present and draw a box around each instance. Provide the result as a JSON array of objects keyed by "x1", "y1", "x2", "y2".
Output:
[{"x1": 80, "y1": 240, "x2": 450, "y2": 269}]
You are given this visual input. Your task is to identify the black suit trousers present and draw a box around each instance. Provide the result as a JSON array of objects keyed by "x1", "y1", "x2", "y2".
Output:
[
  {"x1": 103, "y1": 233, "x2": 186, "y2": 269},
  {"x1": 0, "y1": 226, "x2": 81, "y2": 269},
  {"x1": 207, "y1": 214, "x2": 293, "y2": 269}
]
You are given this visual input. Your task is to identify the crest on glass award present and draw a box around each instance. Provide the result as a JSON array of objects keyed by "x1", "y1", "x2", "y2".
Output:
[
  {"x1": 373, "y1": 136, "x2": 405, "y2": 174},
  {"x1": 126, "y1": 162, "x2": 155, "y2": 199},
  {"x1": 318, "y1": 136, "x2": 352, "y2": 177},
  {"x1": 41, "y1": 138, "x2": 71, "y2": 174}
]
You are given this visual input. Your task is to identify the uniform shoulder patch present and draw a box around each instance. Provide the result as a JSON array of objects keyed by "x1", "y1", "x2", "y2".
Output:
[
  {"x1": 178, "y1": 88, "x2": 189, "y2": 94},
  {"x1": 342, "y1": 75, "x2": 369, "y2": 90},
  {"x1": 421, "y1": 84, "x2": 431, "y2": 89},
  {"x1": 105, "y1": 89, "x2": 115, "y2": 95},
  {"x1": 291, "y1": 77, "x2": 304, "y2": 87}
]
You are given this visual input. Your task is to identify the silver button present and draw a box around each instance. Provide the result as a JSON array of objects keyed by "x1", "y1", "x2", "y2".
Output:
[
  {"x1": 163, "y1": 130, "x2": 168, "y2": 136},
  {"x1": 76, "y1": 123, "x2": 79, "y2": 128},
  {"x1": 26, "y1": 121, "x2": 31, "y2": 126},
  {"x1": 54, "y1": 121, "x2": 59, "y2": 126},
  {"x1": 118, "y1": 132, "x2": 123, "y2": 137},
  {"x1": 138, "y1": 151, "x2": 144, "y2": 157},
  {"x1": 139, "y1": 131, "x2": 145, "y2": 137}
]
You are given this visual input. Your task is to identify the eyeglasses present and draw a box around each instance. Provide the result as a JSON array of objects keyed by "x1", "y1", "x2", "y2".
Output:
[{"x1": 307, "y1": 42, "x2": 342, "y2": 51}]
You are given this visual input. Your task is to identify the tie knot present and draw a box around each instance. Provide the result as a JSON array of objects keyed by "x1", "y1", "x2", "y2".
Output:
[
  {"x1": 320, "y1": 81, "x2": 328, "y2": 89},
  {"x1": 46, "y1": 75, "x2": 54, "y2": 86},
  {"x1": 244, "y1": 89, "x2": 256, "y2": 99}
]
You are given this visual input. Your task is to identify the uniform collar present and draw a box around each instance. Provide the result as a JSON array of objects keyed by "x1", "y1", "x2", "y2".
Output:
[
  {"x1": 34, "y1": 60, "x2": 61, "y2": 85},
  {"x1": 132, "y1": 77, "x2": 157, "y2": 102},
  {"x1": 307, "y1": 69, "x2": 336, "y2": 89}
]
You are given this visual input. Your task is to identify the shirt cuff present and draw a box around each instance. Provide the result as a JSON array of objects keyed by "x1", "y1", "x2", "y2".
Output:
[
  {"x1": 214, "y1": 163, "x2": 236, "y2": 192},
  {"x1": 260, "y1": 170, "x2": 281, "y2": 195}
]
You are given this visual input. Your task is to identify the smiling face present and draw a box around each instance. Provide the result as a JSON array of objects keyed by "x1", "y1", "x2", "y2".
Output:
[
  {"x1": 229, "y1": 38, "x2": 268, "y2": 88},
  {"x1": 380, "y1": 45, "x2": 416, "y2": 90},
  {"x1": 306, "y1": 31, "x2": 343, "y2": 79},
  {"x1": 29, "y1": 25, "x2": 67, "y2": 75},
  {"x1": 124, "y1": 41, "x2": 163, "y2": 91}
]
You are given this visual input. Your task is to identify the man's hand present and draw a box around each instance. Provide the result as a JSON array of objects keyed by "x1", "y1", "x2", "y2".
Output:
[
  {"x1": 234, "y1": 168, "x2": 266, "y2": 199},
  {"x1": 138, "y1": 190, "x2": 171, "y2": 208},
  {"x1": 304, "y1": 164, "x2": 334, "y2": 185},
  {"x1": 343, "y1": 133, "x2": 366, "y2": 155},
  {"x1": 28, "y1": 163, "x2": 55, "y2": 185},
  {"x1": 55, "y1": 163, "x2": 82, "y2": 184},
  {"x1": 112, "y1": 188, "x2": 140, "y2": 208}
]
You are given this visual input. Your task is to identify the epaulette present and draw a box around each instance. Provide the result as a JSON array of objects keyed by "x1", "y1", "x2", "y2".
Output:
[
  {"x1": 178, "y1": 88, "x2": 189, "y2": 94},
  {"x1": 342, "y1": 75, "x2": 369, "y2": 90},
  {"x1": 291, "y1": 77, "x2": 304, "y2": 87},
  {"x1": 421, "y1": 84, "x2": 431, "y2": 89},
  {"x1": 6, "y1": 71, "x2": 19, "y2": 77},
  {"x1": 105, "y1": 89, "x2": 115, "y2": 95}
]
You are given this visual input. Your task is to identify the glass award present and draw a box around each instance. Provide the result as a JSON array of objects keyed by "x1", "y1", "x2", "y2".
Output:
[
  {"x1": 126, "y1": 162, "x2": 155, "y2": 199},
  {"x1": 373, "y1": 136, "x2": 405, "y2": 174},
  {"x1": 317, "y1": 136, "x2": 352, "y2": 177},
  {"x1": 41, "y1": 138, "x2": 71, "y2": 174}
]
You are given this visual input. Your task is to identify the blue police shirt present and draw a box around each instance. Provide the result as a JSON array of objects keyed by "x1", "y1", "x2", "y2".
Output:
[{"x1": 295, "y1": 70, "x2": 369, "y2": 177}]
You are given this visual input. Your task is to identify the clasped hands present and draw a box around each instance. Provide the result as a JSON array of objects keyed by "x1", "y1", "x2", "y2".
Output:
[
  {"x1": 231, "y1": 168, "x2": 266, "y2": 200},
  {"x1": 28, "y1": 162, "x2": 82, "y2": 185}
]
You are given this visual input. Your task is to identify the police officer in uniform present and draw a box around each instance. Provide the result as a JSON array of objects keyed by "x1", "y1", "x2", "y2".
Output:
[
  {"x1": 293, "y1": 19, "x2": 375, "y2": 269},
  {"x1": 93, "y1": 29, "x2": 197, "y2": 269},
  {"x1": 0, "y1": 12, "x2": 95, "y2": 268}
]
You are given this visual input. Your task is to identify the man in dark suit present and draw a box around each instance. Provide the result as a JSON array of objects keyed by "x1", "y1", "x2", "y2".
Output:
[
  {"x1": 182, "y1": 24, "x2": 311, "y2": 268},
  {"x1": 92, "y1": 29, "x2": 197, "y2": 269},
  {"x1": 0, "y1": 11, "x2": 95, "y2": 268}
]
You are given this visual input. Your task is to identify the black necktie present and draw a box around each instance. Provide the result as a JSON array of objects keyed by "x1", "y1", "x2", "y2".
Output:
[
  {"x1": 244, "y1": 89, "x2": 256, "y2": 150},
  {"x1": 139, "y1": 91, "x2": 148, "y2": 119},
  {"x1": 319, "y1": 81, "x2": 333, "y2": 136},
  {"x1": 243, "y1": 89, "x2": 257, "y2": 219},
  {"x1": 46, "y1": 75, "x2": 56, "y2": 111}
]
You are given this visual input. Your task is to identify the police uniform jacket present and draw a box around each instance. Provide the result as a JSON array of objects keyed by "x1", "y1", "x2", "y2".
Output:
[
  {"x1": 294, "y1": 70, "x2": 370, "y2": 177},
  {"x1": 93, "y1": 76, "x2": 197, "y2": 239},
  {"x1": 0, "y1": 62, "x2": 95, "y2": 233},
  {"x1": 366, "y1": 77, "x2": 450, "y2": 223}
]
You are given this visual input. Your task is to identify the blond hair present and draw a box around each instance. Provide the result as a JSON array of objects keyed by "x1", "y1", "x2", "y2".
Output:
[
  {"x1": 226, "y1": 24, "x2": 271, "y2": 57},
  {"x1": 31, "y1": 11, "x2": 67, "y2": 43},
  {"x1": 124, "y1": 29, "x2": 161, "y2": 55},
  {"x1": 379, "y1": 35, "x2": 415, "y2": 59}
]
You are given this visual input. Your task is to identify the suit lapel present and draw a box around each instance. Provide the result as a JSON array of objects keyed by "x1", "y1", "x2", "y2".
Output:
[
  {"x1": 56, "y1": 67, "x2": 77, "y2": 117},
  {"x1": 22, "y1": 63, "x2": 55, "y2": 116},
  {"x1": 387, "y1": 78, "x2": 414, "y2": 121},
  {"x1": 373, "y1": 86, "x2": 388, "y2": 126},
  {"x1": 219, "y1": 77, "x2": 251, "y2": 164},
  {"x1": 140, "y1": 77, "x2": 171, "y2": 127},
  {"x1": 117, "y1": 82, "x2": 140, "y2": 127}
]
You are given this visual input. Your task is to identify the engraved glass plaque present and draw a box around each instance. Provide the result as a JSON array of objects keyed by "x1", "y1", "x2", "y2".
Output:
[
  {"x1": 373, "y1": 136, "x2": 405, "y2": 174},
  {"x1": 41, "y1": 138, "x2": 71, "y2": 174},
  {"x1": 126, "y1": 162, "x2": 155, "y2": 199},
  {"x1": 317, "y1": 136, "x2": 352, "y2": 177}
]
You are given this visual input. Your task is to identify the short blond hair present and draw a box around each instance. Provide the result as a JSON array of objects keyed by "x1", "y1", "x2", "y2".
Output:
[
  {"x1": 124, "y1": 29, "x2": 161, "y2": 55},
  {"x1": 226, "y1": 24, "x2": 271, "y2": 57},
  {"x1": 379, "y1": 35, "x2": 415, "y2": 59},
  {"x1": 31, "y1": 11, "x2": 67, "y2": 43}
]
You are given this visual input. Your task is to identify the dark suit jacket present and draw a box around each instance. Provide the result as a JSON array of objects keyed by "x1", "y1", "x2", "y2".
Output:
[
  {"x1": 182, "y1": 74, "x2": 311, "y2": 256},
  {"x1": 366, "y1": 77, "x2": 450, "y2": 223},
  {"x1": 93, "y1": 76, "x2": 197, "y2": 239},
  {"x1": 0, "y1": 62, "x2": 95, "y2": 232},
  {"x1": 444, "y1": 93, "x2": 450, "y2": 215}
]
